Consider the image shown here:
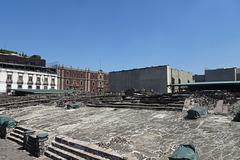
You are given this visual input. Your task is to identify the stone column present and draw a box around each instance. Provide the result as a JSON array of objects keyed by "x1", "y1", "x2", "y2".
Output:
[
  {"x1": 36, "y1": 133, "x2": 48, "y2": 157},
  {"x1": 23, "y1": 130, "x2": 35, "y2": 150}
]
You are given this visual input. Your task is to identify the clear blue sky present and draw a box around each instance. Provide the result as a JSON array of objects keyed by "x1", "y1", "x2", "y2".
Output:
[{"x1": 1, "y1": 0, "x2": 240, "y2": 74}]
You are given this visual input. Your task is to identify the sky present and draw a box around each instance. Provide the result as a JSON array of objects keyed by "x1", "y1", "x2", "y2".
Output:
[{"x1": 1, "y1": 0, "x2": 240, "y2": 74}]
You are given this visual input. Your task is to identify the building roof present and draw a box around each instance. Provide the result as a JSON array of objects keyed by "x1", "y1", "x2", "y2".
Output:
[
  {"x1": 168, "y1": 81, "x2": 240, "y2": 86},
  {"x1": 12, "y1": 89, "x2": 78, "y2": 94},
  {"x1": 110, "y1": 65, "x2": 169, "y2": 73}
]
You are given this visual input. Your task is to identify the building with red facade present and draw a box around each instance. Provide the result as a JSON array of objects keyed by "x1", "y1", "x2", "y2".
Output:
[
  {"x1": 57, "y1": 65, "x2": 109, "y2": 92},
  {"x1": 0, "y1": 53, "x2": 46, "y2": 67}
]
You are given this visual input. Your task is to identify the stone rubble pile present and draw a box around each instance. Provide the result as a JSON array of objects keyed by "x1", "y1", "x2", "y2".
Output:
[
  {"x1": 96, "y1": 137, "x2": 130, "y2": 149},
  {"x1": 187, "y1": 91, "x2": 240, "y2": 115}
]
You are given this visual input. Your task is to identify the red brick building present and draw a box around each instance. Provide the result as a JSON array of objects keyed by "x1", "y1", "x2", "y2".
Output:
[
  {"x1": 57, "y1": 65, "x2": 109, "y2": 92},
  {"x1": 0, "y1": 53, "x2": 46, "y2": 66}
]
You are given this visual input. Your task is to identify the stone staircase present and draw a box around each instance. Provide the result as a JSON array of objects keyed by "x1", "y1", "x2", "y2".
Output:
[
  {"x1": 7, "y1": 126, "x2": 28, "y2": 145},
  {"x1": 45, "y1": 135, "x2": 126, "y2": 160},
  {"x1": 88, "y1": 94, "x2": 189, "y2": 111},
  {"x1": 140, "y1": 94, "x2": 189, "y2": 111}
]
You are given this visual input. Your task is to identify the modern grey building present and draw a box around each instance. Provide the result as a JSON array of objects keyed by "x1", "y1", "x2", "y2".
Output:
[
  {"x1": 193, "y1": 67, "x2": 240, "y2": 82},
  {"x1": 205, "y1": 68, "x2": 237, "y2": 82},
  {"x1": 109, "y1": 65, "x2": 193, "y2": 93}
]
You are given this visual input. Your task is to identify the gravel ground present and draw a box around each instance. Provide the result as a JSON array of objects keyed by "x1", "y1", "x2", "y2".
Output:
[{"x1": 1, "y1": 104, "x2": 240, "y2": 160}]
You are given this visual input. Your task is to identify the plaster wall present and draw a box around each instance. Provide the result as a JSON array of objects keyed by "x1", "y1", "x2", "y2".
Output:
[
  {"x1": 170, "y1": 69, "x2": 193, "y2": 84},
  {"x1": 0, "y1": 68, "x2": 57, "y2": 94},
  {"x1": 109, "y1": 65, "x2": 169, "y2": 93}
]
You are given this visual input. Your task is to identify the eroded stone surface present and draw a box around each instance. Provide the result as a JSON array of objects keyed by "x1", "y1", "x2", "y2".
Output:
[{"x1": 1, "y1": 104, "x2": 240, "y2": 160}]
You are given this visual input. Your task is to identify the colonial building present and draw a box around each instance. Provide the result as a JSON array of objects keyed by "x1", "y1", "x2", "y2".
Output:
[
  {"x1": 0, "y1": 50, "x2": 57, "y2": 94},
  {"x1": 109, "y1": 65, "x2": 193, "y2": 93},
  {"x1": 57, "y1": 65, "x2": 109, "y2": 92}
]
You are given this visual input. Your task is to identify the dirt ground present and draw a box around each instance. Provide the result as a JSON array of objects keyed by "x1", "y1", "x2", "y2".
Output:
[{"x1": 1, "y1": 104, "x2": 240, "y2": 160}]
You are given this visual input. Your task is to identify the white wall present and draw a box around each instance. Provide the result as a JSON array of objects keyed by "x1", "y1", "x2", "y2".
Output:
[{"x1": 0, "y1": 68, "x2": 57, "y2": 94}]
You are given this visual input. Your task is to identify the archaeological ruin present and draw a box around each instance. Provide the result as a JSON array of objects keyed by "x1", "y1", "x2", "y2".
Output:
[{"x1": 0, "y1": 89, "x2": 240, "y2": 160}]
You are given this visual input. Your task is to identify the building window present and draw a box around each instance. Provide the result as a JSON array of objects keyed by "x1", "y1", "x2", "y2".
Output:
[
  {"x1": 188, "y1": 80, "x2": 190, "y2": 83},
  {"x1": 172, "y1": 77, "x2": 175, "y2": 84},
  {"x1": 80, "y1": 73, "x2": 83, "y2": 78},
  {"x1": 92, "y1": 74, "x2": 95, "y2": 79},
  {"x1": 178, "y1": 78, "x2": 181, "y2": 84},
  {"x1": 36, "y1": 86, "x2": 40, "y2": 89},
  {"x1": 80, "y1": 81, "x2": 83, "y2": 86},
  {"x1": 18, "y1": 75, "x2": 23, "y2": 84},
  {"x1": 18, "y1": 85, "x2": 22, "y2": 89},
  {"x1": 44, "y1": 86, "x2": 48, "y2": 90},
  {"x1": 7, "y1": 84, "x2": 11, "y2": 93},
  {"x1": 28, "y1": 76, "x2": 33, "y2": 84},
  {"x1": 28, "y1": 85, "x2": 32, "y2": 89},
  {"x1": 36, "y1": 77, "x2": 41, "y2": 84},
  {"x1": 44, "y1": 78, "x2": 48, "y2": 85},
  {"x1": 66, "y1": 80, "x2": 69, "y2": 85},
  {"x1": 66, "y1": 87, "x2": 69, "y2": 90},
  {"x1": 7, "y1": 75, "x2": 12, "y2": 83},
  {"x1": 51, "y1": 78, "x2": 55, "y2": 85},
  {"x1": 80, "y1": 88, "x2": 83, "y2": 91},
  {"x1": 66, "y1": 71, "x2": 70, "y2": 77},
  {"x1": 100, "y1": 75, "x2": 102, "y2": 79},
  {"x1": 74, "y1": 72, "x2": 77, "y2": 77},
  {"x1": 92, "y1": 82, "x2": 95, "y2": 86}
]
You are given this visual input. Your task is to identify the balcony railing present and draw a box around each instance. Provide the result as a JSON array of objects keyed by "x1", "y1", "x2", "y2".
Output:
[
  {"x1": 27, "y1": 81, "x2": 33, "y2": 85},
  {"x1": 36, "y1": 82, "x2": 41, "y2": 85},
  {"x1": 17, "y1": 81, "x2": 23, "y2": 84},
  {"x1": 6, "y1": 80, "x2": 12, "y2": 83}
]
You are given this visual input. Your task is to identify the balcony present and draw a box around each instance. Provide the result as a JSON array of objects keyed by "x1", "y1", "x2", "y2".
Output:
[
  {"x1": 17, "y1": 81, "x2": 23, "y2": 84},
  {"x1": 6, "y1": 80, "x2": 12, "y2": 84},
  {"x1": 27, "y1": 81, "x2": 33, "y2": 85},
  {"x1": 36, "y1": 82, "x2": 41, "y2": 85}
]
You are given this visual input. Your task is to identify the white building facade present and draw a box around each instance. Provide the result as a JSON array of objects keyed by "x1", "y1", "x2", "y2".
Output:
[{"x1": 0, "y1": 68, "x2": 57, "y2": 94}]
